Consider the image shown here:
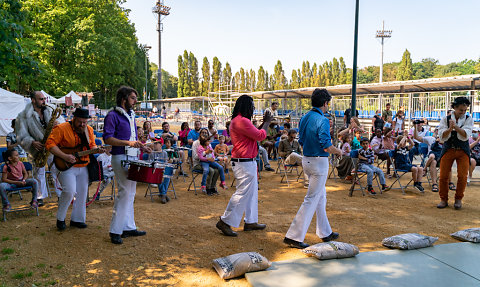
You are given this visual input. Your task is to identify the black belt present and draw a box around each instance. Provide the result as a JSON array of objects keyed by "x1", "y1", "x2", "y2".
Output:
[{"x1": 231, "y1": 158, "x2": 255, "y2": 162}]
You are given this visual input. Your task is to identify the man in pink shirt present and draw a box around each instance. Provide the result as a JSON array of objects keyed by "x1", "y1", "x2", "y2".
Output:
[{"x1": 216, "y1": 95, "x2": 273, "y2": 237}]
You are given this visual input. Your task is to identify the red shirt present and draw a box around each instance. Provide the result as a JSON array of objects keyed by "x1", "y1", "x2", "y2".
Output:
[{"x1": 230, "y1": 115, "x2": 266, "y2": 159}]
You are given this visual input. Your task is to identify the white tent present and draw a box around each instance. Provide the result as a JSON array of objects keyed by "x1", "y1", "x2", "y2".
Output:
[
  {"x1": 0, "y1": 88, "x2": 26, "y2": 136},
  {"x1": 40, "y1": 90, "x2": 59, "y2": 104},
  {"x1": 58, "y1": 90, "x2": 82, "y2": 105}
]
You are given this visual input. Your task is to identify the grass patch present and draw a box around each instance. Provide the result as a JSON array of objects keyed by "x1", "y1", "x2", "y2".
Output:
[
  {"x1": 41, "y1": 273, "x2": 49, "y2": 278},
  {"x1": 12, "y1": 270, "x2": 33, "y2": 279},
  {"x1": 36, "y1": 263, "x2": 46, "y2": 268},
  {"x1": 0, "y1": 256, "x2": 8, "y2": 261},
  {"x1": 40, "y1": 232, "x2": 46, "y2": 236},
  {"x1": 12, "y1": 237, "x2": 19, "y2": 241},
  {"x1": 1, "y1": 248, "x2": 14, "y2": 255},
  {"x1": 1, "y1": 237, "x2": 9, "y2": 242},
  {"x1": 46, "y1": 279, "x2": 57, "y2": 285},
  {"x1": 54, "y1": 264, "x2": 63, "y2": 270}
]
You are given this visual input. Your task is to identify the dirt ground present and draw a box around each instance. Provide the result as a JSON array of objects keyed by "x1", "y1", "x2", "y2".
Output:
[{"x1": 1, "y1": 160, "x2": 480, "y2": 286}]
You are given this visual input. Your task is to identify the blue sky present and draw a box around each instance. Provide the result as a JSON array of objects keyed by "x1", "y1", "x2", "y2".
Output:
[{"x1": 123, "y1": 0, "x2": 480, "y2": 78}]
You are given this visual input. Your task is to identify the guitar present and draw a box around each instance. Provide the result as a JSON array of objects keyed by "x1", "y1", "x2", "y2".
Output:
[{"x1": 54, "y1": 145, "x2": 107, "y2": 171}]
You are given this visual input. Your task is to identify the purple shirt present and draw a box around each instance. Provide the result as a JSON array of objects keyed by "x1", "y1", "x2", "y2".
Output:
[
  {"x1": 103, "y1": 109, "x2": 138, "y2": 155},
  {"x1": 222, "y1": 129, "x2": 232, "y2": 146}
]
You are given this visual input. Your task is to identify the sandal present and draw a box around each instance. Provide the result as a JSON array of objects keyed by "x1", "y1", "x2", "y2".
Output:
[
  {"x1": 449, "y1": 182, "x2": 456, "y2": 191},
  {"x1": 432, "y1": 184, "x2": 439, "y2": 193}
]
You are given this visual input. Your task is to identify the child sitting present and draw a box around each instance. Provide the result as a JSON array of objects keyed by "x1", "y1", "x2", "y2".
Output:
[
  {"x1": 1, "y1": 150, "x2": 39, "y2": 211},
  {"x1": 214, "y1": 135, "x2": 229, "y2": 170},
  {"x1": 337, "y1": 133, "x2": 354, "y2": 180},
  {"x1": 96, "y1": 146, "x2": 114, "y2": 199},
  {"x1": 394, "y1": 134, "x2": 425, "y2": 192},
  {"x1": 358, "y1": 137, "x2": 390, "y2": 195},
  {"x1": 197, "y1": 134, "x2": 226, "y2": 194}
]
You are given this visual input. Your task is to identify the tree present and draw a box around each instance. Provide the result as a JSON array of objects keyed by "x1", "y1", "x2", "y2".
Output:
[
  {"x1": 212, "y1": 56, "x2": 222, "y2": 92},
  {"x1": 239, "y1": 68, "x2": 246, "y2": 92},
  {"x1": 257, "y1": 66, "x2": 267, "y2": 91},
  {"x1": 339, "y1": 57, "x2": 348, "y2": 84},
  {"x1": 273, "y1": 60, "x2": 287, "y2": 90},
  {"x1": 222, "y1": 62, "x2": 232, "y2": 89},
  {"x1": 396, "y1": 49, "x2": 414, "y2": 81},
  {"x1": 161, "y1": 69, "x2": 178, "y2": 98},
  {"x1": 248, "y1": 69, "x2": 256, "y2": 91},
  {"x1": 201, "y1": 57, "x2": 210, "y2": 98},
  {"x1": 188, "y1": 51, "x2": 199, "y2": 97},
  {"x1": 182, "y1": 50, "x2": 191, "y2": 97},
  {"x1": 291, "y1": 69, "x2": 300, "y2": 89},
  {"x1": 177, "y1": 55, "x2": 184, "y2": 97},
  {"x1": 300, "y1": 61, "x2": 311, "y2": 87}
]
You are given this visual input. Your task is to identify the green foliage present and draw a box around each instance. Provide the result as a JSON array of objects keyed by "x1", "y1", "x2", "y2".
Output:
[
  {"x1": 396, "y1": 49, "x2": 414, "y2": 80},
  {"x1": 212, "y1": 56, "x2": 221, "y2": 92},
  {"x1": 273, "y1": 60, "x2": 287, "y2": 90},
  {"x1": 1, "y1": 237, "x2": 9, "y2": 242},
  {"x1": 55, "y1": 264, "x2": 63, "y2": 270},
  {"x1": 201, "y1": 57, "x2": 210, "y2": 97},
  {"x1": 1, "y1": 248, "x2": 14, "y2": 255}
]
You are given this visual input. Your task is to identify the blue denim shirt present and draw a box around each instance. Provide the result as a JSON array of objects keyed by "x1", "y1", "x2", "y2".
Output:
[{"x1": 299, "y1": 107, "x2": 332, "y2": 157}]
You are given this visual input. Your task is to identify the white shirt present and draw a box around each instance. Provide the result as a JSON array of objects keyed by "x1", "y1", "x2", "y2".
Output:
[
  {"x1": 438, "y1": 113, "x2": 473, "y2": 142},
  {"x1": 264, "y1": 107, "x2": 279, "y2": 118},
  {"x1": 393, "y1": 117, "x2": 404, "y2": 132},
  {"x1": 192, "y1": 140, "x2": 201, "y2": 166}
]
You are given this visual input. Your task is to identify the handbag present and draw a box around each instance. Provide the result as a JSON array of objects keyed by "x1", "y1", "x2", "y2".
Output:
[{"x1": 87, "y1": 154, "x2": 104, "y2": 183}]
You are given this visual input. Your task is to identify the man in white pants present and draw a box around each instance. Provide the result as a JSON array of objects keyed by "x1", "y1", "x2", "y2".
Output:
[
  {"x1": 284, "y1": 89, "x2": 342, "y2": 249},
  {"x1": 103, "y1": 86, "x2": 151, "y2": 244},
  {"x1": 16, "y1": 91, "x2": 65, "y2": 206},
  {"x1": 46, "y1": 108, "x2": 100, "y2": 230},
  {"x1": 216, "y1": 95, "x2": 273, "y2": 237}
]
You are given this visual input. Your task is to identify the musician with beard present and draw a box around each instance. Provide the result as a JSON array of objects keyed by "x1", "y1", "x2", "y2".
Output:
[
  {"x1": 46, "y1": 108, "x2": 100, "y2": 231},
  {"x1": 16, "y1": 91, "x2": 65, "y2": 206},
  {"x1": 103, "y1": 86, "x2": 152, "y2": 244}
]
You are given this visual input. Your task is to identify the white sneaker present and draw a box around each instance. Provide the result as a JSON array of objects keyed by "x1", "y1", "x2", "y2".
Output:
[
  {"x1": 150, "y1": 184, "x2": 158, "y2": 188},
  {"x1": 467, "y1": 177, "x2": 471, "y2": 184}
]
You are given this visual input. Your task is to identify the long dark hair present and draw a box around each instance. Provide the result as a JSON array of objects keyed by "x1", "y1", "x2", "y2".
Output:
[
  {"x1": 181, "y1": 122, "x2": 189, "y2": 131},
  {"x1": 232, "y1": 95, "x2": 254, "y2": 120},
  {"x1": 2, "y1": 149, "x2": 16, "y2": 172}
]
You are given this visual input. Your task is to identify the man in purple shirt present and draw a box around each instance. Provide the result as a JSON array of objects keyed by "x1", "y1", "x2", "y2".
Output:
[{"x1": 103, "y1": 86, "x2": 151, "y2": 245}]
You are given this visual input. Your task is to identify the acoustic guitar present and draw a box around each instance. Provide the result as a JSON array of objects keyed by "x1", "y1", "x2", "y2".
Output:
[{"x1": 54, "y1": 146, "x2": 106, "y2": 171}]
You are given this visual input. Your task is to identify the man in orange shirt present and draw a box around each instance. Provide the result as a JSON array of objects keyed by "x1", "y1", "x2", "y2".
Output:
[{"x1": 46, "y1": 108, "x2": 100, "y2": 231}]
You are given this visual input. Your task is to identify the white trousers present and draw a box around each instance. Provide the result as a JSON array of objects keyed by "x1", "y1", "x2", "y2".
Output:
[
  {"x1": 221, "y1": 160, "x2": 258, "y2": 228},
  {"x1": 33, "y1": 166, "x2": 48, "y2": 200},
  {"x1": 110, "y1": 155, "x2": 137, "y2": 235},
  {"x1": 285, "y1": 157, "x2": 332, "y2": 242},
  {"x1": 57, "y1": 166, "x2": 88, "y2": 222},
  {"x1": 285, "y1": 153, "x2": 309, "y2": 182}
]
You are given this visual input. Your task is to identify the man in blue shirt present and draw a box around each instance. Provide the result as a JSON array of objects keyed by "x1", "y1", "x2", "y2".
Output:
[
  {"x1": 187, "y1": 120, "x2": 202, "y2": 147},
  {"x1": 284, "y1": 88, "x2": 342, "y2": 249}
]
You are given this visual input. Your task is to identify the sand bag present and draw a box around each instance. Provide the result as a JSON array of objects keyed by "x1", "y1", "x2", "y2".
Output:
[
  {"x1": 302, "y1": 241, "x2": 359, "y2": 260},
  {"x1": 451, "y1": 228, "x2": 480, "y2": 243},
  {"x1": 382, "y1": 233, "x2": 438, "y2": 250},
  {"x1": 212, "y1": 252, "x2": 271, "y2": 280}
]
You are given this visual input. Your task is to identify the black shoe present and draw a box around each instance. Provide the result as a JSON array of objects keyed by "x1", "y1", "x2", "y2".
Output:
[
  {"x1": 216, "y1": 218, "x2": 237, "y2": 237},
  {"x1": 160, "y1": 195, "x2": 168, "y2": 204},
  {"x1": 37, "y1": 199, "x2": 44, "y2": 207},
  {"x1": 56, "y1": 220, "x2": 66, "y2": 231},
  {"x1": 110, "y1": 233, "x2": 123, "y2": 244},
  {"x1": 264, "y1": 167, "x2": 275, "y2": 172},
  {"x1": 283, "y1": 237, "x2": 309, "y2": 249},
  {"x1": 70, "y1": 221, "x2": 87, "y2": 228},
  {"x1": 322, "y1": 232, "x2": 339, "y2": 242},
  {"x1": 414, "y1": 183, "x2": 424, "y2": 193},
  {"x1": 244, "y1": 222, "x2": 267, "y2": 231},
  {"x1": 367, "y1": 187, "x2": 376, "y2": 195},
  {"x1": 121, "y1": 230, "x2": 147, "y2": 238}
]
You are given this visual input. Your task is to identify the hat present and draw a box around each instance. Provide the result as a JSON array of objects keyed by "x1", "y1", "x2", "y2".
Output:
[{"x1": 73, "y1": 108, "x2": 91, "y2": 119}]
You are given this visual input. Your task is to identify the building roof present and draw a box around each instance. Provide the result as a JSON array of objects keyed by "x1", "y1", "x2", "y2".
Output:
[{"x1": 232, "y1": 74, "x2": 480, "y2": 99}]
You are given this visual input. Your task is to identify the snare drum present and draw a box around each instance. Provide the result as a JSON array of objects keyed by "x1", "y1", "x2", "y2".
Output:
[{"x1": 126, "y1": 160, "x2": 164, "y2": 184}]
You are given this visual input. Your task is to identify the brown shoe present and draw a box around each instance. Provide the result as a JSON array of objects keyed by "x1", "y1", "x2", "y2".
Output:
[
  {"x1": 244, "y1": 222, "x2": 266, "y2": 231},
  {"x1": 454, "y1": 199, "x2": 462, "y2": 210},
  {"x1": 437, "y1": 201, "x2": 448, "y2": 209},
  {"x1": 216, "y1": 218, "x2": 237, "y2": 237}
]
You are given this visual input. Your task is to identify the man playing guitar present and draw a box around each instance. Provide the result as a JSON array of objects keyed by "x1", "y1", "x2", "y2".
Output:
[{"x1": 46, "y1": 108, "x2": 102, "y2": 231}]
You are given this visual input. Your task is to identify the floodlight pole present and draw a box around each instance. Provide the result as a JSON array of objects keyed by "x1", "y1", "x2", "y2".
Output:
[
  {"x1": 351, "y1": 0, "x2": 359, "y2": 115},
  {"x1": 153, "y1": 0, "x2": 171, "y2": 100},
  {"x1": 376, "y1": 21, "x2": 392, "y2": 83}
]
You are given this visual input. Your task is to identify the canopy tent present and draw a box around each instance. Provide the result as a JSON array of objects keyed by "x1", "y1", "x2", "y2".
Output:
[
  {"x1": 40, "y1": 90, "x2": 59, "y2": 104},
  {"x1": 58, "y1": 91, "x2": 82, "y2": 105},
  {"x1": 0, "y1": 88, "x2": 27, "y2": 136}
]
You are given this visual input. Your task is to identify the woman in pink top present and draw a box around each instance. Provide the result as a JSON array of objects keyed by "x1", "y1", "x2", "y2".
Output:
[
  {"x1": 197, "y1": 135, "x2": 226, "y2": 193},
  {"x1": 216, "y1": 95, "x2": 273, "y2": 237}
]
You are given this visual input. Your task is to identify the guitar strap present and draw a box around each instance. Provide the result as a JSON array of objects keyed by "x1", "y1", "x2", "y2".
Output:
[{"x1": 69, "y1": 121, "x2": 91, "y2": 151}]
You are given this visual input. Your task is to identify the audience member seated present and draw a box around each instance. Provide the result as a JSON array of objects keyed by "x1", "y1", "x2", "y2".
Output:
[
  {"x1": 197, "y1": 134, "x2": 226, "y2": 194},
  {"x1": 392, "y1": 110, "x2": 405, "y2": 135},
  {"x1": 143, "y1": 121, "x2": 156, "y2": 141},
  {"x1": 358, "y1": 137, "x2": 389, "y2": 195},
  {"x1": 394, "y1": 134, "x2": 424, "y2": 192},
  {"x1": 207, "y1": 119, "x2": 219, "y2": 141},
  {"x1": 371, "y1": 109, "x2": 385, "y2": 134},
  {"x1": 468, "y1": 127, "x2": 480, "y2": 183},
  {"x1": 214, "y1": 135, "x2": 230, "y2": 170},
  {"x1": 371, "y1": 128, "x2": 391, "y2": 177},
  {"x1": 221, "y1": 121, "x2": 233, "y2": 151},
  {"x1": 96, "y1": 146, "x2": 114, "y2": 199},
  {"x1": 192, "y1": 128, "x2": 220, "y2": 195},
  {"x1": 1, "y1": 150, "x2": 38, "y2": 211},
  {"x1": 261, "y1": 122, "x2": 280, "y2": 159},
  {"x1": 6, "y1": 119, "x2": 28, "y2": 161},
  {"x1": 252, "y1": 119, "x2": 275, "y2": 171},
  {"x1": 178, "y1": 122, "x2": 191, "y2": 147},
  {"x1": 336, "y1": 133, "x2": 354, "y2": 181},
  {"x1": 278, "y1": 129, "x2": 308, "y2": 185}
]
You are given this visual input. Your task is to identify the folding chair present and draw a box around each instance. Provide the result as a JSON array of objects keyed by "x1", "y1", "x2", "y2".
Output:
[
  {"x1": 1, "y1": 162, "x2": 39, "y2": 221},
  {"x1": 277, "y1": 156, "x2": 300, "y2": 186},
  {"x1": 328, "y1": 154, "x2": 340, "y2": 181},
  {"x1": 187, "y1": 168, "x2": 204, "y2": 195},
  {"x1": 95, "y1": 176, "x2": 116, "y2": 201},
  {"x1": 387, "y1": 150, "x2": 414, "y2": 195},
  {"x1": 144, "y1": 164, "x2": 177, "y2": 201},
  {"x1": 348, "y1": 150, "x2": 381, "y2": 197}
]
